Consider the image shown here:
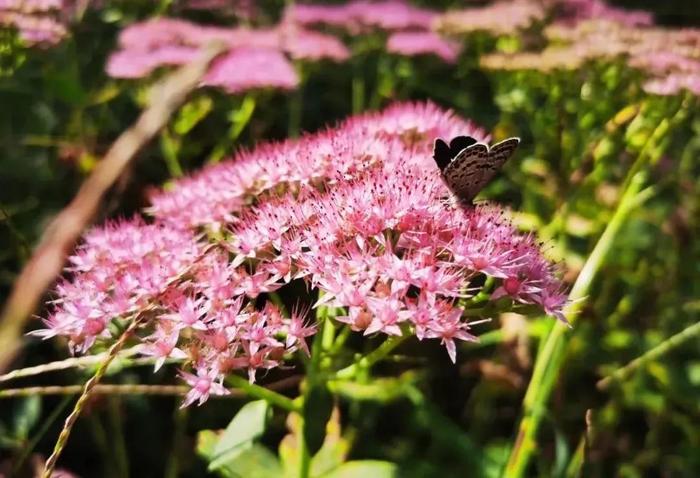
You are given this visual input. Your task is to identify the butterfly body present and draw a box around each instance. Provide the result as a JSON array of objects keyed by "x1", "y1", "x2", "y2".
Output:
[{"x1": 433, "y1": 135, "x2": 520, "y2": 205}]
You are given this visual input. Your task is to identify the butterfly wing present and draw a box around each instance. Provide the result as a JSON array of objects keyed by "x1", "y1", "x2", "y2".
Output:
[
  {"x1": 489, "y1": 137, "x2": 520, "y2": 168},
  {"x1": 441, "y1": 137, "x2": 520, "y2": 204},
  {"x1": 449, "y1": 135, "x2": 478, "y2": 156},
  {"x1": 441, "y1": 143, "x2": 490, "y2": 203},
  {"x1": 432, "y1": 138, "x2": 453, "y2": 172}
]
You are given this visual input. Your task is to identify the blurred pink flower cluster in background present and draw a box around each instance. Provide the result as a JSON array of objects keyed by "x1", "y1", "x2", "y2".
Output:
[
  {"x1": 437, "y1": 0, "x2": 547, "y2": 36},
  {"x1": 285, "y1": 0, "x2": 462, "y2": 63},
  {"x1": 40, "y1": 102, "x2": 568, "y2": 406},
  {"x1": 106, "y1": 17, "x2": 350, "y2": 92},
  {"x1": 0, "y1": 0, "x2": 74, "y2": 45},
  {"x1": 476, "y1": 1, "x2": 700, "y2": 96}
]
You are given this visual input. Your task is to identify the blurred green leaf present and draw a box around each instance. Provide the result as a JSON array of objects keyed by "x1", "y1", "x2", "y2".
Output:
[
  {"x1": 686, "y1": 362, "x2": 700, "y2": 386},
  {"x1": 199, "y1": 430, "x2": 282, "y2": 478},
  {"x1": 209, "y1": 400, "x2": 270, "y2": 472},
  {"x1": 12, "y1": 396, "x2": 41, "y2": 440},
  {"x1": 174, "y1": 95, "x2": 213, "y2": 135},
  {"x1": 319, "y1": 460, "x2": 398, "y2": 478}
]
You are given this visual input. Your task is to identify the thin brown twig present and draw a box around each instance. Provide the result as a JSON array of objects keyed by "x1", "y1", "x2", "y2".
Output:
[
  {"x1": 0, "y1": 347, "x2": 141, "y2": 383},
  {"x1": 0, "y1": 375, "x2": 302, "y2": 399},
  {"x1": 0, "y1": 42, "x2": 226, "y2": 373},
  {"x1": 41, "y1": 316, "x2": 144, "y2": 478}
]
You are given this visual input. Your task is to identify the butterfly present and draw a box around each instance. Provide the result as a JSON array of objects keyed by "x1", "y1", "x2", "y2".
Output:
[{"x1": 433, "y1": 135, "x2": 521, "y2": 205}]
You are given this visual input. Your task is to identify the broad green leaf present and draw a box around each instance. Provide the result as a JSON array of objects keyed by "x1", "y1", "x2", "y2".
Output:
[
  {"x1": 209, "y1": 400, "x2": 269, "y2": 471},
  {"x1": 198, "y1": 432, "x2": 282, "y2": 478},
  {"x1": 320, "y1": 460, "x2": 398, "y2": 478},
  {"x1": 280, "y1": 409, "x2": 350, "y2": 478},
  {"x1": 279, "y1": 413, "x2": 301, "y2": 478},
  {"x1": 217, "y1": 444, "x2": 283, "y2": 478},
  {"x1": 311, "y1": 409, "x2": 350, "y2": 477}
]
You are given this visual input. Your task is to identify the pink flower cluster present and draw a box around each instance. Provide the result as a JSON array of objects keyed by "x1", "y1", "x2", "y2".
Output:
[
  {"x1": 481, "y1": 10, "x2": 700, "y2": 96},
  {"x1": 285, "y1": 0, "x2": 437, "y2": 32},
  {"x1": 547, "y1": 20, "x2": 700, "y2": 96},
  {"x1": 0, "y1": 0, "x2": 71, "y2": 45},
  {"x1": 285, "y1": 1, "x2": 460, "y2": 63},
  {"x1": 106, "y1": 18, "x2": 349, "y2": 92},
  {"x1": 437, "y1": 1, "x2": 546, "y2": 37},
  {"x1": 554, "y1": 0, "x2": 653, "y2": 27},
  {"x1": 386, "y1": 31, "x2": 461, "y2": 64},
  {"x1": 41, "y1": 102, "x2": 568, "y2": 406}
]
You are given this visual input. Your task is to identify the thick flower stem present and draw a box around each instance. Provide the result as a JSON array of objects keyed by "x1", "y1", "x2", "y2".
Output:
[
  {"x1": 335, "y1": 334, "x2": 409, "y2": 380},
  {"x1": 226, "y1": 375, "x2": 300, "y2": 413},
  {"x1": 504, "y1": 172, "x2": 653, "y2": 478},
  {"x1": 288, "y1": 71, "x2": 304, "y2": 138},
  {"x1": 298, "y1": 311, "x2": 337, "y2": 478}
]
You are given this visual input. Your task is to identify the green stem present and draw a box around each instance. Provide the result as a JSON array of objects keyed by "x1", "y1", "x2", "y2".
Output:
[
  {"x1": 165, "y1": 407, "x2": 188, "y2": 478},
  {"x1": 208, "y1": 95, "x2": 256, "y2": 164},
  {"x1": 621, "y1": 96, "x2": 689, "y2": 193},
  {"x1": 504, "y1": 172, "x2": 653, "y2": 478},
  {"x1": 288, "y1": 76, "x2": 303, "y2": 138},
  {"x1": 108, "y1": 397, "x2": 129, "y2": 478},
  {"x1": 225, "y1": 375, "x2": 299, "y2": 413},
  {"x1": 160, "y1": 129, "x2": 183, "y2": 177},
  {"x1": 352, "y1": 74, "x2": 365, "y2": 114},
  {"x1": 597, "y1": 320, "x2": 700, "y2": 391},
  {"x1": 298, "y1": 310, "x2": 334, "y2": 478},
  {"x1": 298, "y1": 428, "x2": 311, "y2": 478},
  {"x1": 335, "y1": 334, "x2": 409, "y2": 380}
]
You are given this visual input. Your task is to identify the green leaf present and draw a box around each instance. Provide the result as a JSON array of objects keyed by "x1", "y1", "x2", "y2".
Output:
[
  {"x1": 320, "y1": 460, "x2": 398, "y2": 478},
  {"x1": 228, "y1": 95, "x2": 256, "y2": 141},
  {"x1": 173, "y1": 95, "x2": 213, "y2": 135},
  {"x1": 209, "y1": 400, "x2": 269, "y2": 471},
  {"x1": 13, "y1": 396, "x2": 41, "y2": 440},
  {"x1": 198, "y1": 432, "x2": 282, "y2": 478},
  {"x1": 311, "y1": 409, "x2": 350, "y2": 477},
  {"x1": 88, "y1": 83, "x2": 121, "y2": 105},
  {"x1": 303, "y1": 383, "x2": 334, "y2": 456},
  {"x1": 279, "y1": 408, "x2": 351, "y2": 478},
  {"x1": 217, "y1": 444, "x2": 283, "y2": 478},
  {"x1": 196, "y1": 429, "x2": 219, "y2": 462}
]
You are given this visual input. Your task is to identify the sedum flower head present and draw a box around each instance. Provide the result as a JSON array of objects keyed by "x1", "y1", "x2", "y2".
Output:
[
  {"x1": 436, "y1": 1, "x2": 546, "y2": 37},
  {"x1": 40, "y1": 102, "x2": 568, "y2": 406},
  {"x1": 285, "y1": 0, "x2": 438, "y2": 33},
  {"x1": 0, "y1": 0, "x2": 72, "y2": 46},
  {"x1": 106, "y1": 17, "x2": 349, "y2": 92},
  {"x1": 386, "y1": 31, "x2": 462, "y2": 63}
]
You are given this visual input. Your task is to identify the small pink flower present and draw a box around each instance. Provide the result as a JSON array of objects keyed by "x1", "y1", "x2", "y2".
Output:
[
  {"x1": 139, "y1": 324, "x2": 188, "y2": 371},
  {"x1": 180, "y1": 368, "x2": 229, "y2": 407},
  {"x1": 424, "y1": 306, "x2": 478, "y2": 363}
]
